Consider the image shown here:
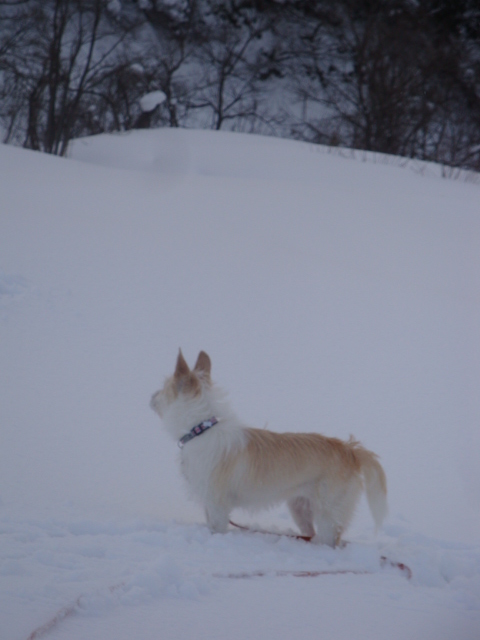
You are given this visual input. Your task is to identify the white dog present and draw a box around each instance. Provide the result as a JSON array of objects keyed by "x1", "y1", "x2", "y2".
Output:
[{"x1": 150, "y1": 350, "x2": 387, "y2": 546}]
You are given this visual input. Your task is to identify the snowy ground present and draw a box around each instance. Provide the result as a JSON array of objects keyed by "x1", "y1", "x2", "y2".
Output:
[{"x1": 1, "y1": 129, "x2": 479, "y2": 639}]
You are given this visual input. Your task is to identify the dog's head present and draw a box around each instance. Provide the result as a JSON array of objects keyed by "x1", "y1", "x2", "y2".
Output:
[{"x1": 150, "y1": 350, "x2": 213, "y2": 437}]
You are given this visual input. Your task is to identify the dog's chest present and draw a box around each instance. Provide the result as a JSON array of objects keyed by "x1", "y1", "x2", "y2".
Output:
[{"x1": 179, "y1": 439, "x2": 220, "y2": 499}]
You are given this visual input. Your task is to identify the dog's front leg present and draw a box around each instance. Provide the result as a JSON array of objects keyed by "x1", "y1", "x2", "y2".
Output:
[{"x1": 205, "y1": 502, "x2": 230, "y2": 533}]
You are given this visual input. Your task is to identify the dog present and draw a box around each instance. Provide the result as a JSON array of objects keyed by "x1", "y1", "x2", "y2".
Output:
[{"x1": 150, "y1": 350, "x2": 387, "y2": 546}]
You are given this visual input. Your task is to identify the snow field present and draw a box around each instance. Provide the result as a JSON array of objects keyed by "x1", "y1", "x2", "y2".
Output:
[
  {"x1": 1, "y1": 128, "x2": 479, "y2": 638},
  {"x1": 2, "y1": 514, "x2": 479, "y2": 639}
]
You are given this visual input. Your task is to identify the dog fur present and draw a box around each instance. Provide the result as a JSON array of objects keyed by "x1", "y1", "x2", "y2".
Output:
[{"x1": 150, "y1": 350, "x2": 387, "y2": 546}]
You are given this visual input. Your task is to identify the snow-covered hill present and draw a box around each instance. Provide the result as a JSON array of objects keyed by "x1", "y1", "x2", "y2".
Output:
[{"x1": 1, "y1": 129, "x2": 479, "y2": 639}]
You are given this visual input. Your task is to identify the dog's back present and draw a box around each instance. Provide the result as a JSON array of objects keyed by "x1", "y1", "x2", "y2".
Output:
[{"x1": 209, "y1": 428, "x2": 387, "y2": 545}]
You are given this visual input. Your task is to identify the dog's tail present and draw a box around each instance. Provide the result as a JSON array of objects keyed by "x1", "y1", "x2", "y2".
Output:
[{"x1": 354, "y1": 443, "x2": 388, "y2": 530}]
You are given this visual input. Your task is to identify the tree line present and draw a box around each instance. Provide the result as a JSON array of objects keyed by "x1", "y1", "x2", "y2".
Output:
[{"x1": 1, "y1": 0, "x2": 479, "y2": 171}]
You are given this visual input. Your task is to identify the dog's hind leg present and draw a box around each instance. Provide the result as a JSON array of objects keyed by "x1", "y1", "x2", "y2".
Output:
[
  {"x1": 287, "y1": 496, "x2": 316, "y2": 538},
  {"x1": 313, "y1": 478, "x2": 363, "y2": 546}
]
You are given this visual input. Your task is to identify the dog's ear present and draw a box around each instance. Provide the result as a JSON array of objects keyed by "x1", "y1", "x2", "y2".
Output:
[
  {"x1": 194, "y1": 351, "x2": 211, "y2": 378},
  {"x1": 174, "y1": 349, "x2": 190, "y2": 380},
  {"x1": 174, "y1": 350, "x2": 202, "y2": 395}
]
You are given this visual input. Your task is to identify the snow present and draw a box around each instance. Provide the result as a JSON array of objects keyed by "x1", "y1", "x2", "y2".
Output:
[
  {"x1": 139, "y1": 91, "x2": 167, "y2": 113},
  {"x1": 1, "y1": 128, "x2": 479, "y2": 639},
  {"x1": 106, "y1": 0, "x2": 122, "y2": 15}
]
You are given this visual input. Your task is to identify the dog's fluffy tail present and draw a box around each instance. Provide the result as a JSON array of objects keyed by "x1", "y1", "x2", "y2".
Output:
[{"x1": 355, "y1": 444, "x2": 388, "y2": 530}]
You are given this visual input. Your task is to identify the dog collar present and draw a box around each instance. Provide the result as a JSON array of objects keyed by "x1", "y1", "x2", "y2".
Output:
[{"x1": 178, "y1": 417, "x2": 218, "y2": 448}]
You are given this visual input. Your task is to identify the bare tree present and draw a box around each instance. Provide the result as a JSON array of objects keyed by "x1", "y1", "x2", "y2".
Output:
[
  {"x1": 286, "y1": 0, "x2": 480, "y2": 170},
  {"x1": 286, "y1": 3, "x2": 433, "y2": 151},
  {"x1": 135, "y1": 0, "x2": 200, "y2": 128},
  {"x1": 1, "y1": 0, "x2": 141, "y2": 154},
  {"x1": 137, "y1": 0, "x2": 282, "y2": 132},
  {"x1": 0, "y1": 0, "x2": 33, "y2": 143},
  {"x1": 176, "y1": 0, "x2": 281, "y2": 132}
]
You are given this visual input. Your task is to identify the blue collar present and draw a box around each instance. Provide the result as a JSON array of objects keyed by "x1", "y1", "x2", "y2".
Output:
[{"x1": 178, "y1": 417, "x2": 218, "y2": 448}]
